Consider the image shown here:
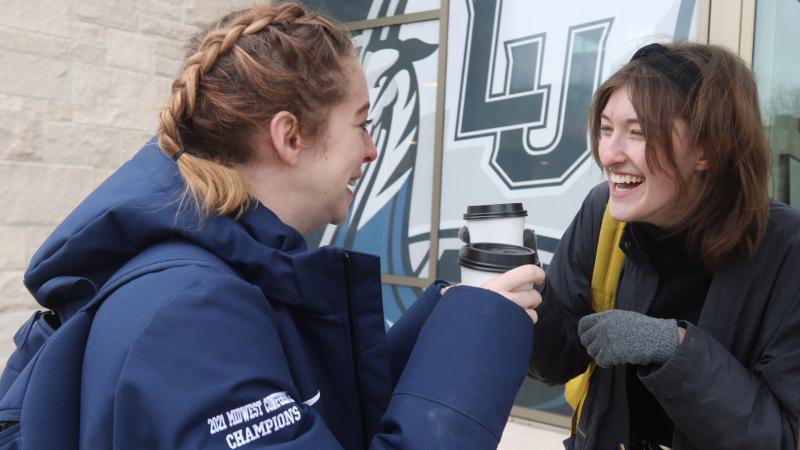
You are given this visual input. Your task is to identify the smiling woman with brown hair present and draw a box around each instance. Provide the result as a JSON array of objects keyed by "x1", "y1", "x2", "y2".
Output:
[{"x1": 529, "y1": 42, "x2": 800, "y2": 450}]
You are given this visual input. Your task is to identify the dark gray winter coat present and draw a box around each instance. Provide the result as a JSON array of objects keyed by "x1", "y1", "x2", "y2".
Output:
[{"x1": 530, "y1": 183, "x2": 800, "y2": 449}]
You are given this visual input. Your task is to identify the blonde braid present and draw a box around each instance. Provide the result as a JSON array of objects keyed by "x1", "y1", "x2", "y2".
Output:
[
  {"x1": 156, "y1": 5, "x2": 305, "y2": 218},
  {"x1": 156, "y1": 2, "x2": 351, "y2": 218}
]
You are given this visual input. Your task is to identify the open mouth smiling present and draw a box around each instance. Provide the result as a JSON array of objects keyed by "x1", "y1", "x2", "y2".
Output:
[{"x1": 609, "y1": 173, "x2": 645, "y2": 192}]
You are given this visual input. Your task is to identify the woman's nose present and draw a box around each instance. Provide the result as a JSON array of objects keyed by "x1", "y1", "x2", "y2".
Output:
[
  {"x1": 364, "y1": 136, "x2": 378, "y2": 163},
  {"x1": 598, "y1": 134, "x2": 626, "y2": 167}
]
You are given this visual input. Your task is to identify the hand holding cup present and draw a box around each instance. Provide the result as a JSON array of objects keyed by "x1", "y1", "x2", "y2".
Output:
[{"x1": 480, "y1": 264, "x2": 544, "y2": 324}]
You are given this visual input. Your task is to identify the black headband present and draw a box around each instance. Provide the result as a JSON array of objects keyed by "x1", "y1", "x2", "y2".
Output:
[{"x1": 630, "y1": 43, "x2": 701, "y2": 101}]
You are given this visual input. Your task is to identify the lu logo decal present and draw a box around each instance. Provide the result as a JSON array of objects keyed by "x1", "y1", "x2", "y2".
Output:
[{"x1": 455, "y1": 0, "x2": 612, "y2": 189}]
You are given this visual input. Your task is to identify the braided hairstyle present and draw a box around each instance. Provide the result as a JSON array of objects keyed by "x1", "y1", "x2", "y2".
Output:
[{"x1": 158, "y1": 2, "x2": 353, "y2": 217}]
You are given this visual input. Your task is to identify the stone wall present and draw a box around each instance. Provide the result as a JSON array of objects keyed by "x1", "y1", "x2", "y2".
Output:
[{"x1": 0, "y1": 0, "x2": 265, "y2": 362}]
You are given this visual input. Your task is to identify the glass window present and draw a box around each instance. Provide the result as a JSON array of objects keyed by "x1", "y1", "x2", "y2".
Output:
[
  {"x1": 754, "y1": 0, "x2": 800, "y2": 207},
  {"x1": 381, "y1": 284, "x2": 424, "y2": 329},
  {"x1": 303, "y1": 0, "x2": 439, "y2": 23},
  {"x1": 310, "y1": 0, "x2": 706, "y2": 426},
  {"x1": 307, "y1": 20, "x2": 439, "y2": 283},
  {"x1": 439, "y1": 0, "x2": 700, "y2": 422}
]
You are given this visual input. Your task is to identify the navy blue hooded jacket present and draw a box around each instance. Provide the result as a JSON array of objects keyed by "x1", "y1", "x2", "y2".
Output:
[{"x1": 23, "y1": 141, "x2": 534, "y2": 449}]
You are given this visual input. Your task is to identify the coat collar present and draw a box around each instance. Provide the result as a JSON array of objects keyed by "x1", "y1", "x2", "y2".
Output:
[{"x1": 25, "y1": 140, "x2": 381, "y2": 316}]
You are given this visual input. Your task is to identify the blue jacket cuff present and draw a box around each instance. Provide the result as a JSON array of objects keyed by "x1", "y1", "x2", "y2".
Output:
[{"x1": 393, "y1": 285, "x2": 533, "y2": 440}]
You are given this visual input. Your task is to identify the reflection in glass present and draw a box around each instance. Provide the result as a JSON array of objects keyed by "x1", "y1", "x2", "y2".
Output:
[{"x1": 754, "y1": 0, "x2": 800, "y2": 207}]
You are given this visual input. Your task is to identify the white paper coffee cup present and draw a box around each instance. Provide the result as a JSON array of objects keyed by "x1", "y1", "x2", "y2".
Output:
[
  {"x1": 463, "y1": 203, "x2": 527, "y2": 246},
  {"x1": 459, "y1": 243, "x2": 537, "y2": 288}
]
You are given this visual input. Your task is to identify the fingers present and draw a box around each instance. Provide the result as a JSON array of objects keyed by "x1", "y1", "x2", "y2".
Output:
[
  {"x1": 577, "y1": 311, "x2": 602, "y2": 335},
  {"x1": 440, "y1": 284, "x2": 457, "y2": 295},
  {"x1": 578, "y1": 313, "x2": 603, "y2": 349},
  {"x1": 585, "y1": 340, "x2": 601, "y2": 360},
  {"x1": 481, "y1": 264, "x2": 545, "y2": 292},
  {"x1": 486, "y1": 287, "x2": 541, "y2": 325},
  {"x1": 502, "y1": 289, "x2": 542, "y2": 310},
  {"x1": 584, "y1": 335, "x2": 615, "y2": 368},
  {"x1": 593, "y1": 349, "x2": 612, "y2": 368}
]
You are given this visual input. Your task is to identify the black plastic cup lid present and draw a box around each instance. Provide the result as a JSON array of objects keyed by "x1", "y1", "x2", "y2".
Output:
[
  {"x1": 459, "y1": 243, "x2": 536, "y2": 273},
  {"x1": 463, "y1": 203, "x2": 527, "y2": 220}
]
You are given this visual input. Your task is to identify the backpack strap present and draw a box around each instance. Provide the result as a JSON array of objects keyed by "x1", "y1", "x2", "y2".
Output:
[
  {"x1": 20, "y1": 240, "x2": 232, "y2": 450},
  {"x1": 564, "y1": 203, "x2": 625, "y2": 435},
  {"x1": 83, "y1": 241, "x2": 234, "y2": 312}
]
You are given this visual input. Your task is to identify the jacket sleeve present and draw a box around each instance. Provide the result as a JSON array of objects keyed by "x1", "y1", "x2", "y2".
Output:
[
  {"x1": 640, "y1": 239, "x2": 800, "y2": 449},
  {"x1": 528, "y1": 184, "x2": 606, "y2": 384},
  {"x1": 374, "y1": 285, "x2": 534, "y2": 449},
  {"x1": 114, "y1": 279, "x2": 532, "y2": 449},
  {"x1": 384, "y1": 281, "x2": 448, "y2": 388}
]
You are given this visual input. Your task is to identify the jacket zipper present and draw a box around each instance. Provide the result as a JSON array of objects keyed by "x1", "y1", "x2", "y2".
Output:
[{"x1": 343, "y1": 251, "x2": 370, "y2": 450}]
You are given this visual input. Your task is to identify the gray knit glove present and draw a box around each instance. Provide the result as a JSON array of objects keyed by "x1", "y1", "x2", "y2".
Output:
[{"x1": 578, "y1": 310, "x2": 679, "y2": 368}]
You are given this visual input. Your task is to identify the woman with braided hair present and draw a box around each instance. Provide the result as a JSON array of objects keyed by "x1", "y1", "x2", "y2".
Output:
[
  {"x1": 20, "y1": 2, "x2": 542, "y2": 449},
  {"x1": 529, "y1": 42, "x2": 800, "y2": 449}
]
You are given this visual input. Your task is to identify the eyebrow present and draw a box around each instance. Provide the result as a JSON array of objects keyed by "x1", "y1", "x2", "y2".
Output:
[
  {"x1": 355, "y1": 102, "x2": 370, "y2": 116},
  {"x1": 600, "y1": 114, "x2": 639, "y2": 125}
]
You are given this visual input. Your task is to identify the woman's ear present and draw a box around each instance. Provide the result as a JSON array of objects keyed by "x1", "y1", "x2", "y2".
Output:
[
  {"x1": 270, "y1": 111, "x2": 303, "y2": 165},
  {"x1": 693, "y1": 146, "x2": 709, "y2": 172}
]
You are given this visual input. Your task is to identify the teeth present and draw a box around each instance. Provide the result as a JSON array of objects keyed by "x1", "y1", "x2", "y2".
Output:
[
  {"x1": 609, "y1": 173, "x2": 644, "y2": 184},
  {"x1": 348, "y1": 179, "x2": 358, "y2": 187}
]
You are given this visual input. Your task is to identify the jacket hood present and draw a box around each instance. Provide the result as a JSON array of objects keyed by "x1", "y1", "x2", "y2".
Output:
[{"x1": 24, "y1": 140, "x2": 334, "y2": 312}]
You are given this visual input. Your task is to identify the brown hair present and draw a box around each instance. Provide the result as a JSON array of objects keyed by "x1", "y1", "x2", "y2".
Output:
[
  {"x1": 589, "y1": 43, "x2": 770, "y2": 270},
  {"x1": 157, "y1": 2, "x2": 353, "y2": 217}
]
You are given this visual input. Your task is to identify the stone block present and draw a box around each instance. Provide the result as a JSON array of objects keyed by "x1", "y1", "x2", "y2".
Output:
[
  {"x1": 0, "y1": 271, "x2": 34, "y2": 311},
  {"x1": 0, "y1": 162, "x2": 95, "y2": 226},
  {"x1": 73, "y1": 64, "x2": 171, "y2": 131},
  {"x1": 0, "y1": 49, "x2": 70, "y2": 100},
  {"x1": 107, "y1": 30, "x2": 154, "y2": 73},
  {"x1": 94, "y1": 168, "x2": 117, "y2": 186},
  {"x1": 0, "y1": 228, "x2": 27, "y2": 270},
  {"x1": 118, "y1": 130, "x2": 154, "y2": 162},
  {"x1": 185, "y1": 0, "x2": 263, "y2": 26},
  {"x1": 140, "y1": 0, "x2": 183, "y2": 23},
  {"x1": 156, "y1": 39, "x2": 187, "y2": 61},
  {"x1": 26, "y1": 227, "x2": 54, "y2": 262},
  {"x1": 0, "y1": 94, "x2": 45, "y2": 161},
  {"x1": 76, "y1": 0, "x2": 137, "y2": 30},
  {"x1": 139, "y1": 16, "x2": 198, "y2": 43},
  {"x1": 0, "y1": 28, "x2": 105, "y2": 66},
  {"x1": 73, "y1": 20, "x2": 108, "y2": 46},
  {"x1": 0, "y1": 309, "x2": 38, "y2": 365},
  {"x1": 0, "y1": 0, "x2": 70, "y2": 37},
  {"x1": 47, "y1": 101, "x2": 73, "y2": 122},
  {"x1": 156, "y1": 56, "x2": 182, "y2": 78},
  {"x1": 46, "y1": 122, "x2": 120, "y2": 168}
]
